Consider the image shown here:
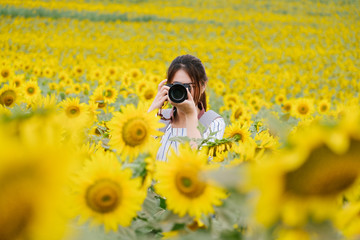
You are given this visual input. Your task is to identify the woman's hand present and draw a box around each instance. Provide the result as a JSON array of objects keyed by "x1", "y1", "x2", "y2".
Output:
[
  {"x1": 170, "y1": 88, "x2": 197, "y2": 118},
  {"x1": 170, "y1": 88, "x2": 201, "y2": 145},
  {"x1": 147, "y1": 79, "x2": 170, "y2": 112}
]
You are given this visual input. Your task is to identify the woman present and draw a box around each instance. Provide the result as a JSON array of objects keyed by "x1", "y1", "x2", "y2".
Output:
[{"x1": 148, "y1": 54, "x2": 225, "y2": 162}]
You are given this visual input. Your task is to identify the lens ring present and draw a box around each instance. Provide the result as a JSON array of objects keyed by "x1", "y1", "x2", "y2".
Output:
[{"x1": 169, "y1": 84, "x2": 187, "y2": 103}]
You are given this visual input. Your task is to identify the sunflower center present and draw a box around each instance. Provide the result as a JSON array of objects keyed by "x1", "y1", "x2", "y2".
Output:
[
  {"x1": 1, "y1": 69, "x2": 9, "y2": 78},
  {"x1": 283, "y1": 104, "x2": 291, "y2": 112},
  {"x1": 96, "y1": 99, "x2": 106, "y2": 108},
  {"x1": 0, "y1": 90, "x2": 16, "y2": 106},
  {"x1": 105, "y1": 90, "x2": 113, "y2": 98},
  {"x1": 175, "y1": 170, "x2": 206, "y2": 198},
  {"x1": 320, "y1": 104, "x2": 328, "y2": 112},
  {"x1": 233, "y1": 133, "x2": 243, "y2": 142},
  {"x1": 144, "y1": 89, "x2": 155, "y2": 100},
  {"x1": 297, "y1": 104, "x2": 309, "y2": 115},
  {"x1": 285, "y1": 140, "x2": 360, "y2": 197},
  {"x1": 122, "y1": 118, "x2": 148, "y2": 147},
  {"x1": 0, "y1": 199, "x2": 33, "y2": 240},
  {"x1": 66, "y1": 106, "x2": 80, "y2": 118},
  {"x1": 27, "y1": 87, "x2": 35, "y2": 95},
  {"x1": 234, "y1": 108, "x2": 243, "y2": 119},
  {"x1": 86, "y1": 179, "x2": 121, "y2": 213}
]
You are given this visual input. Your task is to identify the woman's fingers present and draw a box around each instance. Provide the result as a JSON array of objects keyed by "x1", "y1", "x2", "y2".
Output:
[
  {"x1": 158, "y1": 79, "x2": 167, "y2": 91},
  {"x1": 186, "y1": 88, "x2": 194, "y2": 101},
  {"x1": 160, "y1": 95, "x2": 168, "y2": 104},
  {"x1": 158, "y1": 86, "x2": 169, "y2": 98}
]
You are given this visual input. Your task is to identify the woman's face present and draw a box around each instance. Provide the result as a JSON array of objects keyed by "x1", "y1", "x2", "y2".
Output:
[{"x1": 170, "y1": 69, "x2": 195, "y2": 98}]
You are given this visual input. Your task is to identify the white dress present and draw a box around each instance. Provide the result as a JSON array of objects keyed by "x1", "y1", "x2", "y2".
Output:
[{"x1": 156, "y1": 117, "x2": 226, "y2": 162}]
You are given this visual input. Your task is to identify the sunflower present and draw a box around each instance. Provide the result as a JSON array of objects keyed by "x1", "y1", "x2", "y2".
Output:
[
  {"x1": 129, "y1": 68, "x2": 143, "y2": 80},
  {"x1": 230, "y1": 104, "x2": 250, "y2": 123},
  {"x1": 59, "y1": 98, "x2": 92, "y2": 134},
  {"x1": 224, "y1": 122, "x2": 251, "y2": 143},
  {"x1": 108, "y1": 103, "x2": 163, "y2": 161},
  {"x1": 103, "y1": 86, "x2": 118, "y2": 104},
  {"x1": 139, "y1": 84, "x2": 157, "y2": 103},
  {"x1": 32, "y1": 66, "x2": 42, "y2": 77},
  {"x1": 317, "y1": 99, "x2": 331, "y2": 114},
  {"x1": 22, "y1": 80, "x2": 41, "y2": 102},
  {"x1": 213, "y1": 81, "x2": 225, "y2": 96},
  {"x1": 275, "y1": 93, "x2": 286, "y2": 105},
  {"x1": 135, "y1": 79, "x2": 148, "y2": 94},
  {"x1": 31, "y1": 94, "x2": 58, "y2": 110},
  {"x1": 43, "y1": 67, "x2": 54, "y2": 78},
  {"x1": 254, "y1": 130, "x2": 280, "y2": 156},
  {"x1": 71, "y1": 150, "x2": 145, "y2": 232},
  {"x1": 155, "y1": 144, "x2": 227, "y2": 219},
  {"x1": 48, "y1": 82, "x2": 58, "y2": 91},
  {"x1": 223, "y1": 93, "x2": 241, "y2": 109},
  {"x1": 149, "y1": 74, "x2": 162, "y2": 84},
  {"x1": 251, "y1": 121, "x2": 360, "y2": 228},
  {"x1": 0, "y1": 113, "x2": 71, "y2": 240},
  {"x1": 90, "y1": 68, "x2": 102, "y2": 81},
  {"x1": 10, "y1": 74, "x2": 25, "y2": 88},
  {"x1": 90, "y1": 88, "x2": 108, "y2": 111},
  {"x1": 292, "y1": 98, "x2": 314, "y2": 119},
  {"x1": 58, "y1": 71, "x2": 68, "y2": 81},
  {"x1": 71, "y1": 83, "x2": 82, "y2": 95},
  {"x1": 82, "y1": 83, "x2": 90, "y2": 95},
  {"x1": 0, "y1": 84, "x2": 19, "y2": 107},
  {"x1": 120, "y1": 72, "x2": 133, "y2": 88},
  {"x1": 334, "y1": 201, "x2": 360, "y2": 238},
  {"x1": 207, "y1": 141, "x2": 233, "y2": 162},
  {"x1": 281, "y1": 100, "x2": 293, "y2": 113},
  {"x1": 0, "y1": 65, "x2": 12, "y2": 82},
  {"x1": 105, "y1": 66, "x2": 118, "y2": 79},
  {"x1": 72, "y1": 65, "x2": 84, "y2": 78}
]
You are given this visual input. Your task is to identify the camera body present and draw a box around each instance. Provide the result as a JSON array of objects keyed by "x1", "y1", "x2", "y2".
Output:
[{"x1": 166, "y1": 83, "x2": 192, "y2": 103}]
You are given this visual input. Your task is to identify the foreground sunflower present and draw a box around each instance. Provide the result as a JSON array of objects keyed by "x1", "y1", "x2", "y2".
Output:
[
  {"x1": 71, "y1": 151, "x2": 146, "y2": 232},
  {"x1": 250, "y1": 119, "x2": 360, "y2": 228},
  {"x1": 108, "y1": 103, "x2": 163, "y2": 161},
  {"x1": 155, "y1": 144, "x2": 227, "y2": 219},
  {"x1": 0, "y1": 112, "x2": 71, "y2": 240}
]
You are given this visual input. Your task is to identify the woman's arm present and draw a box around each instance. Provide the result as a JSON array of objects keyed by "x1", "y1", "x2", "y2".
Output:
[
  {"x1": 148, "y1": 79, "x2": 170, "y2": 113},
  {"x1": 170, "y1": 89, "x2": 202, "y2": 148}
]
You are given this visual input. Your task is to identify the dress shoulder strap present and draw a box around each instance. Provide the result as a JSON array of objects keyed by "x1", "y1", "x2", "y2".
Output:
[{"x1": 199, "y1": 110, "x2": 221, "y2": 134}]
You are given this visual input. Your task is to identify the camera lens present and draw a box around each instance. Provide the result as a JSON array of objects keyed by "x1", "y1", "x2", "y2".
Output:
[{"x1": 168, "y1": 84, "x2": 188, "y2": 103}]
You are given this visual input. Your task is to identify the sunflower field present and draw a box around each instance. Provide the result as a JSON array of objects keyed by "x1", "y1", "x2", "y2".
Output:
[{"x1": 0, "y1": 0, "x2": 360, "y2": 239}]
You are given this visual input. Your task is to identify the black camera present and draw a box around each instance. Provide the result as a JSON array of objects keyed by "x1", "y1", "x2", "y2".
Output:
[{"x1": 166, "y1": 83, "x2": 192, "y2": 103}]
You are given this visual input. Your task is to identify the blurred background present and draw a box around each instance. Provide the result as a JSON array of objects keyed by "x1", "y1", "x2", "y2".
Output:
[{"x1": 0, "y1": 0, "x2": 359, "y2": 240}]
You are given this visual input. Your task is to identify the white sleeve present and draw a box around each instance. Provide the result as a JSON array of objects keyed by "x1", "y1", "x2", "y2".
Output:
[{"x1": 202, "y1": 117, "x2": 226, "y2": 140}]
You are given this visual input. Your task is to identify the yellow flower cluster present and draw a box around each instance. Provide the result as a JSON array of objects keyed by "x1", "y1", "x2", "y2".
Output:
[{"x1": 0, "y1": 0, "x2": 359, "y2": 239}]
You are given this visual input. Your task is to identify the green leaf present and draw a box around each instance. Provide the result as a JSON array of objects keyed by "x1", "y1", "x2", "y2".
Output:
[{"x1": 197, "y1": 122, "x2": 206, "y2": 134}]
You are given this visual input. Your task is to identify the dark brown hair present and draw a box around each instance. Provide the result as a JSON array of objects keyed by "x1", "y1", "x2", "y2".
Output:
[{"x1": 167, "y1": 54, "x2": 208, "y2": 111}]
